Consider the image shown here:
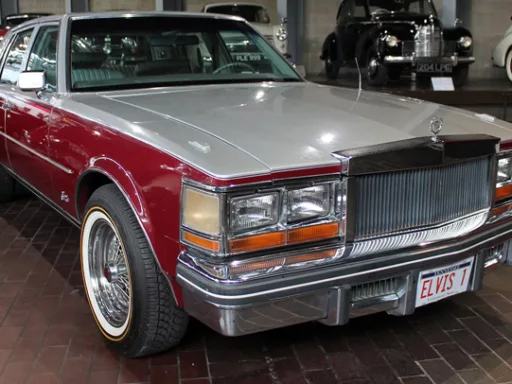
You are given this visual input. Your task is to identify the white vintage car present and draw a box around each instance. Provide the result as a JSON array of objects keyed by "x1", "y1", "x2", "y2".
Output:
[
  {"x1": 493, "y1": 20, "x2": 512, "y2": 82},
  {"x1": 202, "y1": 2, "x2": 288, "y2": 56}
]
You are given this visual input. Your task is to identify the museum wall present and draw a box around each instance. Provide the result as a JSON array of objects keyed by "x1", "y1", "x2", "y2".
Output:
[
  {"x1": 88, "y1": 0, "x2": 154, "y2": 11},
  {"x1": 186, "y1": 0, "x2": 278, "y2": 23},
  {"x1": 18, "y1": 0, "x2": 64, "y2": 13}
]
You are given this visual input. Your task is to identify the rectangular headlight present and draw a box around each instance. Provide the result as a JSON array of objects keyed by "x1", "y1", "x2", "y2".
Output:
[
  {"x1": 182, "y1": 187, "x2": 220, "y2": 236},
  {"x1": 287, "y1": 184, "x2": 331, "y2": 223},
  {"x1": 230, "y1": 193, "x2": 279, "y2": 233},
  {"x1": 498, "y1": 158, "x2": 512, "y2": 185}
]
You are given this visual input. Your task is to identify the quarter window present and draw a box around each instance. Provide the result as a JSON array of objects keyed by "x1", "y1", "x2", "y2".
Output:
[
  {"x1": 27, "y1": 26, "x2": 58, "y2": 91},
  {"x1": 0, "y1": 29, "x2": 33, "y2": 85}
]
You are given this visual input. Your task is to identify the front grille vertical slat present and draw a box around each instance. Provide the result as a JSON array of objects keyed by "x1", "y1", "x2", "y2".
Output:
[{"x1": 354, "y1": 157, "x2": 493, "y2": 240}]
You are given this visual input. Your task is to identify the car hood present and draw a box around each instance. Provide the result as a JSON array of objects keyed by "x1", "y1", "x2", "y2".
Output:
[{"x1": 74, "y1": 82, "x2": 512, "y2": 178}]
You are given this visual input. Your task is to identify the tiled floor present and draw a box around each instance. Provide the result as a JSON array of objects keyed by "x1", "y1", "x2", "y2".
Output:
[{"x1": 2, "y1": 198, "x2": 512, "y2": 384}]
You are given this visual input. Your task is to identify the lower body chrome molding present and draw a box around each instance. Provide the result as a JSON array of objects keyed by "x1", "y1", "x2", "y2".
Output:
[{"x1": 177, "y1": 218, "x2": 512, "y2": 337}]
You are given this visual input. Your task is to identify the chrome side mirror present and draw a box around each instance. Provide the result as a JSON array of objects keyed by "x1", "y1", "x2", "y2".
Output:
[
  {"x1": 18, "y1": 71, "x2": 45, "y2": 92},
  {"x1": 454, "y1": 18, "x2": 463, "y2": 27}
]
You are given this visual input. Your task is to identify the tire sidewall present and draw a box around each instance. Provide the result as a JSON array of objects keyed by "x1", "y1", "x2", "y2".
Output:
[
  {"x1": 506, "y1": 49, "x2": 512, "y2": 83},
  {"x1": 81, "y1": 188, "x2": 150, "y2": 351},
  {"x1": 366, "y1": 46, "x2": 388, "y2": 86}
]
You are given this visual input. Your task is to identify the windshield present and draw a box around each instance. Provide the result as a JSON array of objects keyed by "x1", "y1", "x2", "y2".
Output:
[
  {"x1": 69, "y1": 16, "x2": 299, "y2": 91},
  {"x1": 205, "y1": 5, "x2": 270, "y2": 23},
  {"x1": 366, "y1": 0, "x2": 436, "y2": 16}
]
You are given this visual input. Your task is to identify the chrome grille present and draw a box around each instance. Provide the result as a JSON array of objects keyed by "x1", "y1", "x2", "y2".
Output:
[
  {"x1": 354, "y1": 157, "x2": 493, "y2": 241},
  {"x1": 351, "y1": 277, "x2": 404, "y2": 302},
  {"x1": 415, "y1": 25, "x2": 442, "y2": 57}
]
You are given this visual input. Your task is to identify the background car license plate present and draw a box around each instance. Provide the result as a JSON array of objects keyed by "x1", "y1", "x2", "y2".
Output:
[
  {"x1": 416, "y1": 256, "x2": 474, "y2": 308},
  {"x1": 417, "y1": 63, "x2": 453, "y2": 72}
]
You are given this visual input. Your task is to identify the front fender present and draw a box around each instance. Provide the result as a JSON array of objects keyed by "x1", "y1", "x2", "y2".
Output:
[{"x1": 493, "y1": 34, "x2": 512, "y2": 67}]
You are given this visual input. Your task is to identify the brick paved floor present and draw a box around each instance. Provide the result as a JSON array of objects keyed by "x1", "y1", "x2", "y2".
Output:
[{"x1": 3, "y1": 198, "x2": 512, "y2": 384}]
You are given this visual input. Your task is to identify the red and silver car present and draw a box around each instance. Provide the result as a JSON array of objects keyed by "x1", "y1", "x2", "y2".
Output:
[{"x1": 1, "y1": 12, "x2": 512, "y2": 358}]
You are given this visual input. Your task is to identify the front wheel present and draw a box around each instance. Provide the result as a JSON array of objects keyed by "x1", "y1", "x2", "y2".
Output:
[
  {"x1": 366, "y1": 46, "x2": 388, "y2": 86},
  {"x1": 452, "y1": 65, "x2": 469, "y2": 87},
  {"x1": 81, "y1": 184, "x2": 189, "y2": 357}
]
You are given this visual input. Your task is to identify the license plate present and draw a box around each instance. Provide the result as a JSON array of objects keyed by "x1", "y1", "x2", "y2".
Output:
[
  {"x1": 232, "y1": 53, "x2": 262, "y2": 62},
  {"x1": 417, "y1": 63, "x2": 453, "y2": 73},
  {"x1": 416, "y1": 256, "x2": 474, "y2": 308}
]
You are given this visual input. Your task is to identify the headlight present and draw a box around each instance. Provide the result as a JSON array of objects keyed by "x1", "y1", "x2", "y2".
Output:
[
  {"x1": 288, "y1": 185, "x2": 331, "y2": 222},
  {"x1": 498, "y1": 157, "x2": 512, "y2": 184},
  {"x1": 230, "y1": 193, "x2": 279, "y2": 232},
  {"x1": 458, "y1": 36, "x2": 472, "y2": 49},
  {"x1": 181, "y1": 180, "x2": 345, "y2": 255},
  {"x1": 182, "y1": 187, "x2": 220, "y2": 235},
  {"x1": 276, "y1": 28, "x2": 287, "y2": 41},
  {"x1": 385, "y1": 35, "x2": 399, "y2": 48}
]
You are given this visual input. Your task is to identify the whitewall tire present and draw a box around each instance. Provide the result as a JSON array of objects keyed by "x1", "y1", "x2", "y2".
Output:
[
  {"x1": 506, "y1": 49, "x2": 512, "y2": 83},
  {"x1": 81, "y1": 184, "x2": 189, "y2": 357}
]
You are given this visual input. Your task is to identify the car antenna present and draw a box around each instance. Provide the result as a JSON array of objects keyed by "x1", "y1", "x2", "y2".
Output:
[{"x1": 355, "y1": 57, "x2": 362, "y2": 96}]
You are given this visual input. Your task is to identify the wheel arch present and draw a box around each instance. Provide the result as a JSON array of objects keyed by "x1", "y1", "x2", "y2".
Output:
[{"x1": 75, "y1": 159, "x2": 179, "y2": 304}]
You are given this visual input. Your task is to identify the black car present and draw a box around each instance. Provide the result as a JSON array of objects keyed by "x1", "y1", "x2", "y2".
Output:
[{"x1": 320, "y1": 0, "x2": 475, "y2": 86}]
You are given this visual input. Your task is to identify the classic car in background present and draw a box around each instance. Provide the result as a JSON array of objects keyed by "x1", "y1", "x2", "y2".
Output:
[
  {"x1": 0, "y1": 13, "x2": 52, "y2": 39},
  {"x1": 2, "y1": 11, "x2": 512, "y2": 359},
  {"x1": 321, "y1": 0, "x2": 475, "y2": 86},
  {"x1": 492, "y1": 17, "x2": 512, "y2": 83},
  {"x1": 202, "y1": 2, "x2": 288, "y2": 57}
]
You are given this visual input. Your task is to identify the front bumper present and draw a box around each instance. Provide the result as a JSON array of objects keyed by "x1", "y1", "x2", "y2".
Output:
[
  {"x1": 383, "y1": 55, "x2": 475, "y2": 66},
  {"x1": 177, "y1": 217, "x2": 512, "y2": 337}
]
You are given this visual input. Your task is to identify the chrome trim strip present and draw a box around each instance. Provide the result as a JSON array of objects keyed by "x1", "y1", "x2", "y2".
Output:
[
  {"x1": 2, "y1": 165, "x2": 80, "y2": 227},
  {"x1": 383, "y1": 55, "x2": 475, "y2": 64},
  {"x1": 0, "y1": 131, "x2": 73, "y2": 174},
  {"x1": 177, "y1": 220, "x2": 512, "y2": 301}
]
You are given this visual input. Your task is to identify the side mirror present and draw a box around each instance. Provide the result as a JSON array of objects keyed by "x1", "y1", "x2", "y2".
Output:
[
  {"x1": 18, "y1": 71, "x2": 45, "y2": 92},
  {"x1": 454, "y1": 18, "x2": 463, "y2": 27}
]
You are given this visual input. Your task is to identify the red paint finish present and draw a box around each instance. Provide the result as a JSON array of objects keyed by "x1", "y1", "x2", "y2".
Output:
[
  {"x1": 6, "y1": 94, "x2": 53, "y2": 197},
  {"x1": 2, "y1": 103, "x2": 342, "y2": 307},
  {"x1": 500, "y1": 140, "x2": 512, "y2": 152}
]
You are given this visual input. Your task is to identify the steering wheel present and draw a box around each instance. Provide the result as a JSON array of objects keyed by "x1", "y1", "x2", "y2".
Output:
[
  {"x1": 213, "y1": 62, "x2": 256, "y2": 74},
  {"x1": 371, "y1": 8, "x2": 390, "y2": 16}
]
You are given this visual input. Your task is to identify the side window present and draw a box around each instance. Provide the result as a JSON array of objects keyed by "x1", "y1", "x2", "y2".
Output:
[
  {"x1": 0, "y1": 29, "x2": 33, "y2": 85},
  {"x1": 337, "y1": 0, "x2": 353, "y2": 23},
  {"x1": 27, "y1": 26, "x2": 58, "y2": 91},
  {"x1": 353, "y1": 0, "x2": 367, "y2": 18}
]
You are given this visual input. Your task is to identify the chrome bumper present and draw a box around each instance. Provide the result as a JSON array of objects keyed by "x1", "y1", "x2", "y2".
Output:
[
  {"x1": 383, "y1": 55, "x2": 476, "y2": 65},
  {"x1": 176, "y1": 218, "x2": 512, "y2": 337}
]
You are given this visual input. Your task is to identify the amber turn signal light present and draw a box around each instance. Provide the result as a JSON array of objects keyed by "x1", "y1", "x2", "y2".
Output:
[
  {"x1": 287, "y1": 222, "x2": 340, "y2": 244},
  {"x1": 497, "y1": 184, "x2": 512, "y2": 201},
  {"x1": 183, "y1": 231, "x2": 220, "y2": 252},
  {"x1": 229, "y1": 231, "x2": 286, "y2": 253}
]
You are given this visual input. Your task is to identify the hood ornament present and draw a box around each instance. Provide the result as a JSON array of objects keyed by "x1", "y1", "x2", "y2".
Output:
[{"x1": 430, "y1": 117, "x2": 443, "y2": 142}]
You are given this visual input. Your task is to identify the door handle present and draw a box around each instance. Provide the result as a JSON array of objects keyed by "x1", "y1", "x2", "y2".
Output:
[{"x1": 2, "y1": 103, "x2": 14, "y2": 111}]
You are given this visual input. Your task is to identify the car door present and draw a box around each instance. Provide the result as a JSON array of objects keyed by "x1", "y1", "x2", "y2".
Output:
[{"x1": 0, "y1": 24, "x2": 58, "y2": 197}]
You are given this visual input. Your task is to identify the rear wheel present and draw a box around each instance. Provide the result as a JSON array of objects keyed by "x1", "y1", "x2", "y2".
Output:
[
  {"x1": 452, "y1": 65, "x2": 469, "y2": 87},
  {"x1": 506, "y1": 49, "x2": 512, "y2": 83},
  {"x1": 324, "y1": 54, "x2": 340, "y2": 80},
  {"x1": 0, "y1": 165, "x2": 17, "y2": 203},
  {"x1": 81, "y1": 184, "x2": 189, "y2": 357},
  {"x1": 366, "y1": 46, "x2": 388, "y2": 86}
]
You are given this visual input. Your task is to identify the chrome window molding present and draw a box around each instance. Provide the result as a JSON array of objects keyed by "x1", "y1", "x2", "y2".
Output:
[{"x1": 332, "y1": 134, "x2": 500, "y2": 176}]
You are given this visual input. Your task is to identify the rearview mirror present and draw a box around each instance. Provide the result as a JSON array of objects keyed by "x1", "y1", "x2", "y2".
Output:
[{"x1": 18, "y1": 71, "x2": 45, "y2": 91}]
